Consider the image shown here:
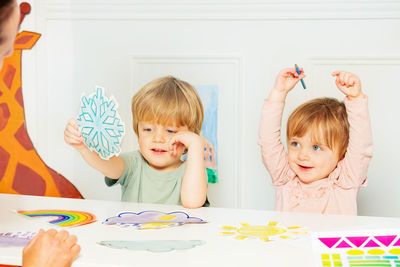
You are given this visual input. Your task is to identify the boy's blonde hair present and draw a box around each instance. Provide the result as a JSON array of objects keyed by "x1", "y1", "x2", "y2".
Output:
[
  {"x1": 131, "y1": 76, "x2": 204, "y2": 135},
  {"x1": 287, "y1": 97, "x2": 349, "y2": 160}
]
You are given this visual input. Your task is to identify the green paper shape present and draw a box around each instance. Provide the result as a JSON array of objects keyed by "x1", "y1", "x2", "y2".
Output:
[{"x1": 207, "y1": 168, "x2": 218, "y2": 183}]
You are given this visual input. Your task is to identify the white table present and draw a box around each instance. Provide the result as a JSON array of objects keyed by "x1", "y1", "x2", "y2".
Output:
[{"x1": 1, "y1": 193, "x2": 400, "y2": 267}]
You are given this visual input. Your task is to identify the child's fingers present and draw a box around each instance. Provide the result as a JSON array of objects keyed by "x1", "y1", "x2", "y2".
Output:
[
  {"x1": 172, "y1": 144, "x2": 178, "y2": 156},
  {"x1": 68, "y1": 119, "x2": 80, "y2": 130},
  {"x1": 281, "y1": 68, "x2": 298, "y2": 78},
  {"x1": 290, "y1": 68, "x2": 299, "y2": 78},
  {"x1": 168, "y1": 138, "x2": 175, "y2": 151},
  {"x1": 280, "y1": 68, "x2": 295, "y2": 75},
  {"x1": 332, "y1": 70, "x2": 343, "y2": 77},
  {"x1": 343, "y1": 72, "x2": 350, "y2": 85},
  {"x1": 66, "y1": 123, "x2": 82, "y2": 137},
  {"x1": 335, "y1": 77, "x2": 342, "y2": 88},
  {"x1": 64, "y1": 130, "x2": 84, "y2": 144},
  {"x1": 340, "y1": 72, "x2": 348, "y2": 86},
  {"x1": 338, "y1": 72, "x2": 344, "y2": 84},
  {"x1": 169, "y1": 139, "x2": 178, "y2": 156}
]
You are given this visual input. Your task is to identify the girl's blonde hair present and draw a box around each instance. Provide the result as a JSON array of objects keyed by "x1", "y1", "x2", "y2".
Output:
[
  {"x1": 131, "y1": 76, "x2": 204, "y2": 135},
  {"x1": 287, "y1": 97, "x2": 349, "y2": 160}
]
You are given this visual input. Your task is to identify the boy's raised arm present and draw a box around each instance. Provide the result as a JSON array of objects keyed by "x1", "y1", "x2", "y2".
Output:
[
  {"x1": 64, "y1": 119, "x2": 124, "y2": 179},
  {"x1": 78, "y1": 149, "x2": 124, "y2": 179}
]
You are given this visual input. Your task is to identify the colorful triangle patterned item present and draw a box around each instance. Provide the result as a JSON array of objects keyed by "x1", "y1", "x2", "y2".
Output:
[
  {"x1": 364, "y1": 239, "x2": 380, "y2": 248},
  {"x1": 346, "y1": 236, "x2": 369, "y2": 248},
  {"x1": 393, "y1": 238, "x2": 400, "y2": 246},
  {"x1": 374, "y1": 235, "x2": 397, "y2": 247},
  {"x1": 336, "y1": 240, "x2": 352, "y2": 248},
  {"x1": 318, "y1": 237, "x2": 341, "y2": 248}
]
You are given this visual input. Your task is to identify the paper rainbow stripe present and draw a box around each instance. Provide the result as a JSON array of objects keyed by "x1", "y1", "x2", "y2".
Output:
[{"x1": 18, "y1": 210, "x2": 97, "y2": 227}]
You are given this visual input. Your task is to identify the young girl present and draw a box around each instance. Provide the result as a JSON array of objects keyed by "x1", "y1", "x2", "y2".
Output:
[
  {"x1": 258, "y1": 67, "x2": 373, "y2": 215},
  {"x1": 64, "y1": 76, "x2": 208, "y2": 208}
]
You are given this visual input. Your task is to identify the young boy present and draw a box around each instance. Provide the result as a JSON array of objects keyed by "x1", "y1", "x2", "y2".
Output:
[{"x1": 64, "y1": 76, "x2": 208, "y2": 208}]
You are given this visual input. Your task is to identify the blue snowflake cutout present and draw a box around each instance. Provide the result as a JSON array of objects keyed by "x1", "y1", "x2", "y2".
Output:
[{"x1": 77, "y1": 86, "x2": 125, "y2": 160}]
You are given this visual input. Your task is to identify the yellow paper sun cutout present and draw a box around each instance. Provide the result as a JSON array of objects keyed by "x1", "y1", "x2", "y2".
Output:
[{"x1": 220, "y1": 221, "x2": 308, "y2": 242}]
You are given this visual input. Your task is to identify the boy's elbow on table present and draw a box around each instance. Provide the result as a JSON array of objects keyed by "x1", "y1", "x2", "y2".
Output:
[{"x1": 182, "y1": 199, "x2": 206, "y2": 209}]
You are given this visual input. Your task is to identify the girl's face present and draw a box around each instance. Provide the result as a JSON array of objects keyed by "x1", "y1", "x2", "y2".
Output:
[
  {"x1": 137, "y1": 121, "x2": 188, "y2": 172},
  {"x1": 0, "y1": 2, "x2": 19, "y2": 68},
  {"x1": 288, "y1": 130, "x2": 339, "y2": 184}
]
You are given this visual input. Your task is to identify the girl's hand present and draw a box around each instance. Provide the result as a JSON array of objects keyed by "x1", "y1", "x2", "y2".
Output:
[
  {"x1": 268, "y1": 67, "x2": 306, "y2": 102},
  {"x1": 332, "y1": 71, "x2": 364, "y2": 98},
  {"x1": 273, "y1": 67, "x2": 305, "y2": 94},
  {"x1": 64, "y1": 119, "x2": 85, "y2": 151},
  {"x1": 168, "y1": 131, "x2": 204, "y2": 157}
]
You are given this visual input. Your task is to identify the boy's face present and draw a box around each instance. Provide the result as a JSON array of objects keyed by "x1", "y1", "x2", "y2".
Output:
[
  {"x1": 0, "y1": 2, "x2": 19, "y2": 69},
  {"x1": 287, "y1": 130, "x2": 339, "y2": 184},
  {"x1": 137, "y1": 121, "x2": 188, "y2": 171}
]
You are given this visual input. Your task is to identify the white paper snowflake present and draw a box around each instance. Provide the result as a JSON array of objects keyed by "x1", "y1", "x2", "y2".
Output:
[{"x1": 77, "y1": 87, "x2": 125, "y2": 160}]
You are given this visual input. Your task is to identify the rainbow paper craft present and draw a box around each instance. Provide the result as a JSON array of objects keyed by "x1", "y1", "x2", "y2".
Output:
[
  {"x1": 312, "y1": 229, "x2": 400, "y2": 267},
  {"x1": 103, "y1": 210, "x2": 206, "y2": 230},
  {"x1": 18, "y1": 210, "x2": 97, "y2": 227}
]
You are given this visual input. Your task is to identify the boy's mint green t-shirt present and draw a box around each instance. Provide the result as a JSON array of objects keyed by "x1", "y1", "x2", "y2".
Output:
[{"x1": 105, "y1": 150, "x2": 185, "y2": 205}]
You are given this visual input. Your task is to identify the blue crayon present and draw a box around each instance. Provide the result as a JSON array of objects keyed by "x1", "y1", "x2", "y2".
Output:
[{"x1": 294, "y1": 64, "x2": 306, "y2": 89}]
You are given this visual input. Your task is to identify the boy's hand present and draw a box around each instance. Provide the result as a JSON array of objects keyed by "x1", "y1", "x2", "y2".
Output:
[
  {"x1": 332, "y1": 71, "x2": 364, "y2": 98},
  {"x1": 168, "y1": 131, "x2": 204, "y2": 157},
  {"x1": 64, "y1": 119, "x2": 85, "y2": 151}
]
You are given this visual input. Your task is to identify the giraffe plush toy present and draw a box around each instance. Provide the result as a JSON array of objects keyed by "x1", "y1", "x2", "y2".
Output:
[{"x1": 0, "y1": 2, "x2": 82, "y2": 199}]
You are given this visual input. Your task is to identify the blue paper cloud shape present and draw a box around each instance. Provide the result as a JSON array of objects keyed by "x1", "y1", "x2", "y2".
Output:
[{"x1": 99, "y1": 240, "x2": 206, "y2": 252}]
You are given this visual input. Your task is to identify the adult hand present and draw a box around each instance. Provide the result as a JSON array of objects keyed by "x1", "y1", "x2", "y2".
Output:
[{"x1": 22, "y1": 229, "x2": 80, "y2": 267}]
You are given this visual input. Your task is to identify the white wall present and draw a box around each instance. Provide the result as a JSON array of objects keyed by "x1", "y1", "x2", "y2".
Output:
[{"x1": 21, "y1": 0, "x2": 400, "y2": 216}]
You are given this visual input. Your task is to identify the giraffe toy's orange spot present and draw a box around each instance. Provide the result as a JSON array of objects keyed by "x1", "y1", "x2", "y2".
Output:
[
  {"x1": 14, "y1": 87, "x2": 23, "y2": 107},
  {"x1": 14, "y1": 123, "x2": 33, "y2": 151},
  {"x1": 0, "y1": 147, "x2": 10, "y2": 182},
  {"x1": 0, "y1": 103, "x2": 10, "y2": 130},
  {"x1": 13, "y1": 163, "x2": 46, "y2": 195},
  {"x1": 2, "y1": 65, "x2": 16, "y2": 90},
  {"x1": 15, "y1": 35, "x2": 33, "y2": 45}
]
